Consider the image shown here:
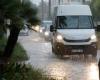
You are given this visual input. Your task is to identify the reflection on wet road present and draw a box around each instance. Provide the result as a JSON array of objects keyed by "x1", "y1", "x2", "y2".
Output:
[
  {"x1": 46, "y1": 58, "x2": 99, "y2": 80},
  {"x1": 18, "y1": 31, "x2": 99, "y2": 80}
]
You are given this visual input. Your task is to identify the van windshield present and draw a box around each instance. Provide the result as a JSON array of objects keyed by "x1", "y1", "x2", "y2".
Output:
[{"x1": 56, "y1": 16, "x2": 93, "y2": 29}]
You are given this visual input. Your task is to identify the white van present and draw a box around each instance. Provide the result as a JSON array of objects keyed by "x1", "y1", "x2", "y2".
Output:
[{"x1": 50, "y1": 5, "x2": 97, "y2": 57}]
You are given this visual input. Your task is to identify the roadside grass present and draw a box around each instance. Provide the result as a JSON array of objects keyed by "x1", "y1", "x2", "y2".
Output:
[
  {"x1": 0, "y1": 36, "x2": 54, "y2": 80},
  {"x1": 1, "y1": 63, "x2": 55, "y2": 80},
  {"x1": 11, "y1": 43, "x2": 28, "y2": 62},
  {"x1": 0, "y1": 36, "x2": 7, "y2": 56},
  {"x1": 0, "y1": 36, "x2": 28, "y2": 62}
]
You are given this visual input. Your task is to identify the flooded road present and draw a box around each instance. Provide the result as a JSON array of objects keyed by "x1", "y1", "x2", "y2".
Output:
[{"x1": 18, "y1": 31, "x2": 99, "y2": 80}]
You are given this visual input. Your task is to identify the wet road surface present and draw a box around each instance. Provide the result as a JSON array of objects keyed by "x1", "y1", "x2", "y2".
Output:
[{"x1": 18, "y1": 31, "x2": 100, "y2": 80}]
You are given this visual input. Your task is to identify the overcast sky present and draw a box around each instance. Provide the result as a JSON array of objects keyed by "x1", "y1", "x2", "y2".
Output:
[{"x1": 30, "y1": 0, "x2": 48, "y2": 5}]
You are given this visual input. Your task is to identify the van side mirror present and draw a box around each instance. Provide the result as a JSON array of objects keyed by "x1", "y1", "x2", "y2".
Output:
[{"x1": 50, "y1": 25, "x2": 54, "y2": 32}]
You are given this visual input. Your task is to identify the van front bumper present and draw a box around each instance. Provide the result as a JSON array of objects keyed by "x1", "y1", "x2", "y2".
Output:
[{"x1": 54, "y1": 42, "x2": 97, "y2": 55}]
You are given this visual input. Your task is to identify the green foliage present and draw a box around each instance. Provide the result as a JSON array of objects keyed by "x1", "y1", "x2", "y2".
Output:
[
  {"x1": 20, "y1": 1, "x2": 40, "y2": 25},
  {"x1": 11, "y1": 43, "x2": 28, "y2": 62},
  {"x1": 0, "y1": 36, "x2": 7, "y2": 55},
  {"x1": 91, "y1": 0, "x2": 100, "y2": 20},
  {"x1": 1, "y1": 63, "x2": 54, "y2": 80},
  {"x1": 0, "y1": 37, "x2": 28, "y2": 61},
  {"x1": 0, "y1": 0, "x2": 40, "y2": 29},
  {"x1": 11, "y1": 16, "x2": 24, "y2": 29},
  {"x1": 28, "y1": 17, "x2": 40, "y2": 25},
  {"x1": 0, "y1": 25, "x2": 6, "y2": 36},
  {"x1": 21, "y1": 1, "x2": 37, "y2": 18}
]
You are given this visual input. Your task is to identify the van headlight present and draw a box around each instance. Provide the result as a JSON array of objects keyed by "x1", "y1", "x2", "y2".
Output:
[
  {"x1": 57, "y1": 35, "x2": 63, "y2": 40},
  {"x1": 44, "y1": 31, "x2": 49, "y2": 36},
  {"x1": 91, "y1": 35, "x2": 96, "y2": 40}
]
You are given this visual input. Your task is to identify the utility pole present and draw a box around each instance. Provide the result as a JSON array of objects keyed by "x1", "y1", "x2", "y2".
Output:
[
  {"x1": 41, "y1": 0, "x2": 44, "y2": 21},
  {"x1": 82, "y1": 0, "x2": 85, "y2": 4},
  {"x1": 58, "y1": 0, "x2": 60, "y2": 5},
  {"x1": 48, "y1": 0, "x2": 51, "y2": 19}
]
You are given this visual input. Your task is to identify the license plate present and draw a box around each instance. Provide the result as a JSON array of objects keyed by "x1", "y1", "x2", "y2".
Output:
[{"x1": 72, "y1": 49, "x2": 83, "y2": 52}]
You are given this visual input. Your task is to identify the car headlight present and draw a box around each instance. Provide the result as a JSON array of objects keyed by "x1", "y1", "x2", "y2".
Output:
[
  {"x1": 39, "y1": 29, "x2": 43, "y2": 33},
  {"x1": 91, "y1": 35, "x2": 96, "y2": 40},
  {"x1": 44, "y1": 31, "x2": 49, "y2": 36},
  {"x1": 35, "y1": 25, "x2": 40, "y2": 31},
  {"x1": 57, "y1": 35, "x2": 63, "y2": 40}
]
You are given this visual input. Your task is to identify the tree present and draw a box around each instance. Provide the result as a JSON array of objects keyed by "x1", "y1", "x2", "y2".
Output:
[
  {"x1": 0, "y1": 0, "x2": 40, "y2": 63},
  {"x1": 90, "y1": 0, "x2": 100, "y2": 21}
]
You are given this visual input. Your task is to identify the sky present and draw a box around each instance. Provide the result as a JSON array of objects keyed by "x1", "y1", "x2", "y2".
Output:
[{"x1": 30, "y1": 0, "x2": 48, "y2": 5}]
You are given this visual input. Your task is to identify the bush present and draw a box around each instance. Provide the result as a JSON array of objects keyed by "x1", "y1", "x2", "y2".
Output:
[
  {"x1": 1, "y1": 63, "x2": 55, "y2": 80},
  {"x1": 0, "y1": 36, "x2": 7, "y2": 56},
  {"x1": 11, "y1": 43, "x2": 28, "y2": 62},
  {"x1": 0, "y1": 37, "x2": 28, "y2": 61}
]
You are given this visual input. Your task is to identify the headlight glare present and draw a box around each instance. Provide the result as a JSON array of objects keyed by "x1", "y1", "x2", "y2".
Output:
[
  {"x1": 44, "y1": 31, "x2": 49, "y2": 36},
  {"x1": 57, "y1": 35, "x2": 63, "y2": 40},
  {"x1": 91, "y1": 35, "x2": 96, "y2": 40},
  {"x1": 39, "y1": 29, "x2": 43, "y2": 33},
  {"x1": 35, "y1": 25, "x2": 40, "y2": 31}
]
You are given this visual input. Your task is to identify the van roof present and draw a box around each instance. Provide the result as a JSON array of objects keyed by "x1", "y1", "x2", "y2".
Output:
[{"x1": 56, "y1": 5, "x2": 92, "y2": 16}]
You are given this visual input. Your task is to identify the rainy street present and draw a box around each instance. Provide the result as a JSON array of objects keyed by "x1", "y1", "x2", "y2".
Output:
[{"x1": 18, "y1": 30, "x2": 100, "y2": 80}]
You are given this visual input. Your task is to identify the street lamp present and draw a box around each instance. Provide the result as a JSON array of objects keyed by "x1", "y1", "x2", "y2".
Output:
[
  {"x1": 58, "y1": 0, "x2": 60, "y2": 5},
  {"x1": 48, "y1": 0, "x2": 51, "y2": 19},
  {"x1": 82, "y1": 0, "x2": 85, "y2": 4},
  {"x1": 41, "y1": 0, "x2": 44, "y2": 21}
]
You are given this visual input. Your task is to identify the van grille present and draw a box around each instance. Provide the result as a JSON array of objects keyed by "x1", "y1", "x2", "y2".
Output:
[{"x1": 63, "y1": 38, "x2": 90, "y2": 42}]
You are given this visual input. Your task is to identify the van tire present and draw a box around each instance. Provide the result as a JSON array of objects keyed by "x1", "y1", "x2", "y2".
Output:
[{"x1": 52, "y1": 46, "x2": 63, "y2": 57}]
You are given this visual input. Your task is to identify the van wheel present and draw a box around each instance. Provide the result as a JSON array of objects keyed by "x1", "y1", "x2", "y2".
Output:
[{"x1": 52, "y1": 47, "x2": 63, "y2": 57}]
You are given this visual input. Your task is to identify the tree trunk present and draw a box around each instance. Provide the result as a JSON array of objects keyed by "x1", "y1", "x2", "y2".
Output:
[
  {"x1": 0, "y1": 25, "x2": 20, "y2": 74},
  {"x1": 3, "y1": 25, "x2": 20, "y2": 62}
]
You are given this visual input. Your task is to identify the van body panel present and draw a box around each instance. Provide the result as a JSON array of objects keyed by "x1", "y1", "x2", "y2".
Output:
[
  {"x1": 56, "y1": 5, "x2": 92, "y2": 16},
  {"x1": 57, "y1": 29, "x2": 96, "y2": 40}
]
